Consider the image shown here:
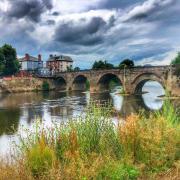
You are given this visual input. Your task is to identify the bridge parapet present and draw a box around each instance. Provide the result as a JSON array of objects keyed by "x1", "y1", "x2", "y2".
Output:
[{"x1": 38, "y1": 65, "x2": 180, "y2": 96}]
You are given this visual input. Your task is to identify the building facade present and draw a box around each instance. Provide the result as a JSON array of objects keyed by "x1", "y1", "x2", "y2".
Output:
[
  {"x1": 46, "y1": 55, "x2": 73, "y2": 73},
  {"x1": 18, "y1": 54, "x2": 43, "y2": 71}
]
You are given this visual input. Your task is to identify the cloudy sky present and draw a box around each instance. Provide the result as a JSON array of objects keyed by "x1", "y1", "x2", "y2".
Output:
[{"x1": 0, "y1": 0, "x2": 180, "y2": 68}]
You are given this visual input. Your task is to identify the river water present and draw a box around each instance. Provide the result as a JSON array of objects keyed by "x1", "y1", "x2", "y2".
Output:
[{"x1": 0, "y1": 81, "x2": 174, "y2": 156}]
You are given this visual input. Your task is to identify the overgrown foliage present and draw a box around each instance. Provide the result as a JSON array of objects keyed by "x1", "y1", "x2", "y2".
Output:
[
  {"x1": 0, "y1": 102, "x2": 180, "y2": 179},
  {"x1": 0, "y1": 44, "x2": 20, "y2": 76},
  {"x1": 171, "y1": 52, "x2": 180, "y2": 65},
  {"x1": 42, "y1": 81, "x2": 50, "y2": 91}
]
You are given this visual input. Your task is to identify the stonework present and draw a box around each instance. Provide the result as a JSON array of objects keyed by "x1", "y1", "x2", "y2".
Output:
[
  {"x1": 54, "y1": 66, "x2": 180, "y2": 96},
  {"x1": 0, "y1": 77, "x2": 55, "y2": 93},
  {"x1": 0, "y1": 66, "x2": 180, "y2": 96}
]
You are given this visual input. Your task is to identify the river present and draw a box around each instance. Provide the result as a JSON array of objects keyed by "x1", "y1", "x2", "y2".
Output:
[{"x1": 0, "y1": 81, "x2": 176, "y2": 156}]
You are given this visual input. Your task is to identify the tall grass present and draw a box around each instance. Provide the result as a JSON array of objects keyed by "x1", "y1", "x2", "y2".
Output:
[{"x1": 0, "y1": 101, "x2": 180, "y2": 179}]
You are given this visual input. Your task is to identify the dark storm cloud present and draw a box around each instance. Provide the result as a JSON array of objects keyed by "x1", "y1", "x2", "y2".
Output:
[
  {"x1": 51, "y1": 11, "x2": 60, "y2": 16},
  {"x1": 6, "y1": 0, "x2": 53, "y2": 22},
  {"x1": 54, "y1": 17, "x2": 113, "y2": 46},
  {"x1": 46, "y1": 19, "x2": 55, "y2": 25}
]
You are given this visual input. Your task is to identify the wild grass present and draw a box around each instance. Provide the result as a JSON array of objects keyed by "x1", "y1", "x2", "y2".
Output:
[{"x1": 0, "y1": 101, "x2": 180, "y2": 179}]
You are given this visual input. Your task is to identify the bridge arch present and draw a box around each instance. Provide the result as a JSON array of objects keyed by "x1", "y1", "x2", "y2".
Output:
[
  {"x1": 72, "y1": 74, "x2": 89, "y2": 91},
  {"x1": 54, "y1": 76, "x2": 67, "y2": 91},
  {"x1": 98, "y1": 73, "x2": 123, "y2": 91},
  {"x1": 132, "y1": 73, "x2": 165, "y2": 94}
]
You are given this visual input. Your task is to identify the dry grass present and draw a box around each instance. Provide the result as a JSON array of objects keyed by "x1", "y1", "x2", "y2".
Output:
[{"x1": 0, "y1": 102, "x2": 179, "y2": 180}]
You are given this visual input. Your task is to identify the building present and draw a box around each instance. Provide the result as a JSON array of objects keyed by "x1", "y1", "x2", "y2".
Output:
[
  {"x1": 18, "y1": 53, "x2": 43, "y2": 72},
  {"x1": 46, "y1": 55, "x2": 73, "y2": 73},
  {"x1": 38, "y1": 63, "x2": 51, "y2": 76}
]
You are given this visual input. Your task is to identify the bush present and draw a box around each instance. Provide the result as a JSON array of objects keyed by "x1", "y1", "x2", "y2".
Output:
[
  {"x1": 98, "y1": 161, "x2": 140, "y2": 180},
  {"x1": 26, "y1": 137, "x2": 56, "y2": 177},
  {"x1": 119, "y1": 113, "x2": 179, "y2": 172},
  {"x1": 42, "y1": 81, "x2": 49, "y2": 91}
]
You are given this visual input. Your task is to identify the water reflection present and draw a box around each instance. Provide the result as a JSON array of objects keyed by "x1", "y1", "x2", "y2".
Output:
[
  {"x1": 0, "y1": 81, "x2": 167, "y2": 156},
  {"x1": 0, "y1": 109, "x2": 20, "y2": 136},
  {"x1": 142, "y1": 81, "x2": 165, "y2": 110}
]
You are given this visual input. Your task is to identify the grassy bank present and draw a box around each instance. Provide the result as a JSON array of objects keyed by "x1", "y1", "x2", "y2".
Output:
[{"x1": 0, "y1": 101, "x2": 180, "y2": 179}]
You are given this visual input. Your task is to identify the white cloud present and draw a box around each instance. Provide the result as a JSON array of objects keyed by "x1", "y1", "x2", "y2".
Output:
[{"x1": 53, "y1": 0, "x2": 103, "y2": 14}]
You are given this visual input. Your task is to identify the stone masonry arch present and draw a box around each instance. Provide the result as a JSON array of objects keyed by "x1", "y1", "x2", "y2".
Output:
[{"x1": 131, "y1": 73, "x2": 166, "y2": 94}]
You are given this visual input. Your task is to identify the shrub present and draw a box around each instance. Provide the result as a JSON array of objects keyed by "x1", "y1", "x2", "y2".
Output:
[
  {"x1": 42, "y1": 81, "x2": 49, "y2": 91},
  {"x1": 25, "y1": 137, "x2": 56, "y2": 177},
  {"x1": 119, "y1": 113, "x2": 179, "y2": 172},
  {"x1": 98, "y1": 161, "x2": 140, "y2": 180}
]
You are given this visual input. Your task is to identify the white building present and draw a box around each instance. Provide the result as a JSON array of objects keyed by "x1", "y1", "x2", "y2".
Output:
[{"x1": 18, "y1": 53, "x2": 43, "y2": 71}]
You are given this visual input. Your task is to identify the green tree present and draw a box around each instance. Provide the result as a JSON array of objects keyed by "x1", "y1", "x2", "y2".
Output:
[
  {"x1": 92, "y1": 60, "x2": 114, "y2": 70},
  {"x1": 171, "y1": 52, "x2": 180, "y2": 65},
  {"x1": 1, "y1": 44, "x2": 20, "y2": 75},
  {"x1": 0, "y1": 49, "x2": 5, "y2": 75},
  {"x1": 67, "y1": 65, "x2": 73, "y2": 72},
  {"x1": 119, "y1": 59, "x2": 134, "y2": 69},
  {"x1": 74, "y1": 67, "x2": 80, "y2": 71}
]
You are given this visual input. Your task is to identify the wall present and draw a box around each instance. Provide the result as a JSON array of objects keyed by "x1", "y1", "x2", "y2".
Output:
[{"x1": 0, "y1": 77, "x2": 55, "y2": 93}]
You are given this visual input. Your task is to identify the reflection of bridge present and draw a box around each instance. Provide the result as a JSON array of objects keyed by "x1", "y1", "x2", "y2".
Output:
[{"x1": 46, "y1": 65, "x2": 179, "y2": 96}]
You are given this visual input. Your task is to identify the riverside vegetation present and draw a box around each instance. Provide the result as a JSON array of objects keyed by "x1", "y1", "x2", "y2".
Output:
[{"x1": 0, "y1": 101, "x2": 179, "y2": 180}]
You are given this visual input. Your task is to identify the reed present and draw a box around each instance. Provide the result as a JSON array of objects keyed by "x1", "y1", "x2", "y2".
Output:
[{"x1": 0, "y1": 101, "x2": 179, "y2": 179}]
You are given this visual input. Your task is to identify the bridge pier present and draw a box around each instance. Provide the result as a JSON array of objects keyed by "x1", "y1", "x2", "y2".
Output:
[{"x1": 52, "y1": 66, "x2": 180, "y2": 96}]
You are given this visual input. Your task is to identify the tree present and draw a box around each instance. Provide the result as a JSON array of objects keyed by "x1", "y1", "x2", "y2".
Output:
[
  {"x1": 0, "y1": 49, "x2": 5, "y2": 75},
  {"x1": 92, "y1": 60, "x2": 114, "y2": 70},
  {"x1": 74, "y1": 67, "x2": 80, "y2": 71},
  {"x1": 0, "y1": 44, "x2": 20, "y2": 75},
  {"x1": 119, "y1": 59, "x2": 134, "y2": 69},
  {"x1": 171, "y1": 52, "x2": 180, "y2": 76},
  {"x1": 171, "y1": 52, "x2": 180, "y2": 65},
  {"x1": 67, "y1": 65, "x2": 73, "y2": 72}
]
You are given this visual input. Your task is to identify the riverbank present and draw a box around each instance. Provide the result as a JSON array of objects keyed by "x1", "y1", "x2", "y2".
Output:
[
  {"x1": 0, "y1": 77, "x2": 55, "y2": 93},
  {"x1": 0, "y1": 101, "x2": 179, "y2": 179}
]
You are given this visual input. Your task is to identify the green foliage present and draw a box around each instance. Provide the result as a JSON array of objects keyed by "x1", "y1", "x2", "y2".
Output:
[
  {"x1": 98, "y1": 162, "x2": 140, "y2": 180},
  {"x1": 0, "y1": 49, "x2": 5, "y2": 74},
  {"x1": 0, "y1": 44, "x2": 20, "y2": 75},
  {"x1": 74, "y1": 67, "x2": 80, "y2": 71},
  {"x1": 26, "y1": 138, "x2": 56, "y2": 176},
  {"x1": 92, "y1": 60, "x2": 114, "y2": 70},
  {"x1": 119, "y1": 59, "x2": 134, "y2": 69},
  {"x1": 109, "y1": 78, "x2": 121, "y2": 90},
  {"x1": 17, "y1": 102, "x2": 180, "y2": 178},
  {"x1": 171, "y1": 52, "x2": 180, "y2": 65},
  {"x1": 42, "y1": 81, "x2": 50, "y2": 91},
  {"x1": 67, "y1": 65, "x2": 73, "y2": 72},
  {"x1": 156, "y1": 99, "x2": 180, "y2": 125},
  {"x1": 86, "y1": 80, "x2": 90, "y2": 90}
]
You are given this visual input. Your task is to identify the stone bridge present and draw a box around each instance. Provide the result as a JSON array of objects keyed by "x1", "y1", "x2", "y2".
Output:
[{"x1": 46, "y1": 65, "x2": 180, "y2": 96}]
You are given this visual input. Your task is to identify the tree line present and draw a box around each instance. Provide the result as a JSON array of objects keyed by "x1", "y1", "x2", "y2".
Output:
[{"x1": 92, "y1": 59, "x2": 134, "y2": 70}]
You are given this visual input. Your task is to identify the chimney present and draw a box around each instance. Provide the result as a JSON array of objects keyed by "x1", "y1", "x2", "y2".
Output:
[
  {"x1": 25, "y1": 53, "x2": 29, "y2": 61},
  {"x1": 38, "y1": 54, "x2": 42, "y2": 61}
]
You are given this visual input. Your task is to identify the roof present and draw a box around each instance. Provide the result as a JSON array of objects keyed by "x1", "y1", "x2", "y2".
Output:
[
  {"x1": 18, "y1": 55, "x2": 39, "y2": 62},
  {"x1": 47, "y1": 55, "x2": 73, "y2": 62}
]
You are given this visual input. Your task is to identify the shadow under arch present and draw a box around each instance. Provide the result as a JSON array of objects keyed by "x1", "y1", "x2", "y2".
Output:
[
  {"x1": 98, "y1": 73, "x2": 123, "y2": 91},
  {"x1": 132, "y1": 73, "x2": 165, "y2": 94},
  {"x1": 72, "y1": 75, "x2": 89, "y2": 91},
  {"x1": 54, "y1": 76, "x2": 67, "y2": 91}
]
